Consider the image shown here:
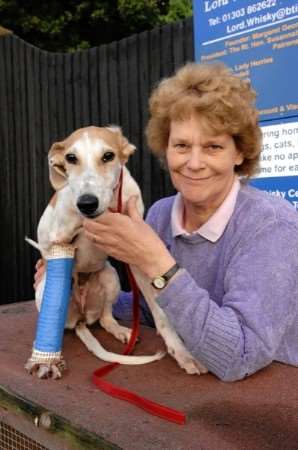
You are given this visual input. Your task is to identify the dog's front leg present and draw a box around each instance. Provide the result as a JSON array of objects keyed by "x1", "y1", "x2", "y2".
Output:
[
  {"x1": 25, "y1": 273, "x2": 68, "y2": 379},
  {"x1": 98, "y1": 262, "x2": 133, "y2": 343},
  {"x1": 130, "y1": 266, "x2": 208, "y2": 375}
]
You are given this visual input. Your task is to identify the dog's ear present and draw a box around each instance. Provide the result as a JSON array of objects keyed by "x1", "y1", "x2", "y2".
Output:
[
  {"x1": 119, "y1": 135, "x2": 136, "y2": 163},
  {"x1": 48, "y1": 141, "x2": 67, "y2": 190},
  {"x1": 107, "y1": 126, "x2": 136, "y2": 163}
]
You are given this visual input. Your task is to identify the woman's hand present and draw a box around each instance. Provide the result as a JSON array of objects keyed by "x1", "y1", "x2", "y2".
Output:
[
  {"x1": 83, "y1": 196, "x2": 176, "y2": 279},
  {"x1": 34, "y1": 259, "x2": 46, "y2": 290}
]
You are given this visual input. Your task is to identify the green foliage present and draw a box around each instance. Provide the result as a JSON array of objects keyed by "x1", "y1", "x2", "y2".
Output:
[
  {"x1": 160, "y1": 0, "x2": 193, "y2": 24},
  {"x1": 118, "y1": 0, "x2": 160, "y2": 32},
  {"x1": 0, "y1": 0, "x2": 193, "y2": 52}
]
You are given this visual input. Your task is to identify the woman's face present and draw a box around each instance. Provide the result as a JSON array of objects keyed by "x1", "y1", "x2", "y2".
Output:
[{"x1": 166, "y1": 114, "x2": 243, "y2": 216}]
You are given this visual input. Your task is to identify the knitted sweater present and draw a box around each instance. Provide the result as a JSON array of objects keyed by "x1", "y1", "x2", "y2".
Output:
[{"x1": 114, "y1": 184, "x2": 298, "y2": 381}]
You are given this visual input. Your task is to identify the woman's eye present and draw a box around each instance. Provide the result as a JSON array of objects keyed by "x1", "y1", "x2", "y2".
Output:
[
  {"x1": 65, "y1": 153, "x2": 78, "y2": 164},
  {"x1": 102, "y1": 151, "x2": 115, "y2": 163},
  {"x1": 175, "y1": 143, "x2": 188, "y2": 150},
  {"x1": 208, "y1": 144, "x2": 223, "y2": 151}
]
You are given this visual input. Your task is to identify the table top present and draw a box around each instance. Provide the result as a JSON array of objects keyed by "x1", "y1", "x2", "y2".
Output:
[{"x1": 1, "y1": 301, "x2": 298, "y2": 450}]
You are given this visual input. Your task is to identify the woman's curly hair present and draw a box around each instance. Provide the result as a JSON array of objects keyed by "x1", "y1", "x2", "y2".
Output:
[{"x1": 145, "y1": 63, "x2": 262, "y2": 178}]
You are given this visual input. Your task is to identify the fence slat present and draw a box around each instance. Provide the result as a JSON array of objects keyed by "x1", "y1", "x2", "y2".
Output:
[
  {"x1": 99, "y1": 44, "x2": 109, "y2": 125},
  {"x1": 185, "y1": 16, "x2": 194, "y2": 61},
  {"x1": 108, "y1": 41, "x2": 120, "y2": 125},
  {"x1": 148, "y1": 25, "x2": 165, "y2": 203},
  {"x1": 24, "y1": 44, "x2": 38, "y2": 295},
  {"x1": 118, "y1": 38, "x2": 130, "y2": 137},
  {"x1": 56, "y1": 52, "x2": 66, "y2": 138},
  {"x1": 89, "y1": 47, "x2": 100, "y2": 126},
  {"x1": 81, "y1": 50, "x2": 90, "y2": 127},
  {"x1": 160, "y1": 24, "x2": 176, "y2": 198},
  {"x1": 73, "y1": 51, "x2": 82, "y2": 130},
  {"x1": 126, "y1": 34, "x2": 141, "y2": 182},
  {"x1": 138, "y1": 30, "x2": 151, "y2": 208},
  {"x1": 14, "y1": 37, "x2": 26, "y2": 298},
  {"x1": 64, "y1": 53, "x2": 75, "y2": 135}
]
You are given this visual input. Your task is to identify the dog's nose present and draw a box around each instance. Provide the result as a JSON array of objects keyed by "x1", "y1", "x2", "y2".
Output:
[{"x1": 77, "y1": 194, "x2": 99, "y2": 217}]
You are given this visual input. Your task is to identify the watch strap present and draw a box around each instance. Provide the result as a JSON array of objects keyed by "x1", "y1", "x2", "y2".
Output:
[
  {"x1": 162, "y1": 263, "x2": 180, "y2": 281},
  {"x1": 151, "y1": 263, "x2": 180, "y2": 289}
]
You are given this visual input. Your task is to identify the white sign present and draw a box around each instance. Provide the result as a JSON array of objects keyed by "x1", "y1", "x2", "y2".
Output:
[{"x1": 257, "y1": 122, "x2": 298, "y2": 178}]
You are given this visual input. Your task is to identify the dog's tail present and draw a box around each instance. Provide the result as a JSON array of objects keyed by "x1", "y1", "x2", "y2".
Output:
[
  {"x1": 75, "y1": 322, "x2": 165, "y2": 365},
  {"x1": 25, "y1": 236, "x2": 41, "y2": 252}
]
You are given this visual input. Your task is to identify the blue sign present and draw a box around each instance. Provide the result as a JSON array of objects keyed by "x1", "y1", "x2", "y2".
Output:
[
  {"x1": 193, "y1": 0, "x2": 298, "y2": 210},
  {"x1": 250, "y1": 176, "x2": 298, "y2": 207}
]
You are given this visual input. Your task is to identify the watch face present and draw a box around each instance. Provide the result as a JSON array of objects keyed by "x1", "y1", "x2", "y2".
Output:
[{"x1": 153, "y1": 276, "x2": 166, "y2": 289}]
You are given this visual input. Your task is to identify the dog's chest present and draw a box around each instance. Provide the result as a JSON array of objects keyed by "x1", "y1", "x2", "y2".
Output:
[{"x1": 74, "y1": 233, "x2": 106, "y2": 272}]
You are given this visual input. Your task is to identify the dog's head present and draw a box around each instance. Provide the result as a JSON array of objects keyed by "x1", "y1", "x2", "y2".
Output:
[{"x1": 49, "y1": 126, "x2": 136, "y2": 217}]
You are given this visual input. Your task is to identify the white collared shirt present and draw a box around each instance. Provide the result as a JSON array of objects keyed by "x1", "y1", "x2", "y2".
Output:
[{"x1": 171, "y1": 177, "x2": 240, "y2": 242}]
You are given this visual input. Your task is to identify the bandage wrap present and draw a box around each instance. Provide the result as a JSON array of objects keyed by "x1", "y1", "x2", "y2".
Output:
[{"x1": 29, "y1": 244, "x2": 75, "y2": 365}]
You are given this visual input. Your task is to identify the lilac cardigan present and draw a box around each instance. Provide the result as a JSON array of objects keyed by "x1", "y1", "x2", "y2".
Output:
[{"x1": 114, "y1": 184, "x2": 298, "y2": 381}]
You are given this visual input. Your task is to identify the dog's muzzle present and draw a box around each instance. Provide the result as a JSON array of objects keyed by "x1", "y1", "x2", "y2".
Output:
[{"x1": 77, "y1": 194, "x2": 100, "y2": 218}]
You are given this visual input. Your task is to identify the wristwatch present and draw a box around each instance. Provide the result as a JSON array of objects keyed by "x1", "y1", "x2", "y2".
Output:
[{"x1": 151, "y1": 263, "x2": 180, "y2": 289}]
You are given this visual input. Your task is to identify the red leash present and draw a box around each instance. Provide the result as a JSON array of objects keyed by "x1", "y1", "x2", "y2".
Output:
[{"x1": 92, "y1": 168, "x2": 186, "y2": 425}]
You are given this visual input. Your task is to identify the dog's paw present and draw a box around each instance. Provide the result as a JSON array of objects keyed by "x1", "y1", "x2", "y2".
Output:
[
  {"x1": 168, "y1": 348, "x2": 208, "y2": 375},
  {"x1": 25, "y1": 359, "x2": 67, "y2": 380},
  {"x1": 113, "y1": 325, "x2": 133, "y2": 344},
  {"x1": 100, "y1": 318, "x2": 133, "y2": 344},
  {"x1": 182, "y1": 358, "x2": 208, "y2": 375},
  {"x1": 179, "y1": 357, "x2": 208, "y2": 375}
]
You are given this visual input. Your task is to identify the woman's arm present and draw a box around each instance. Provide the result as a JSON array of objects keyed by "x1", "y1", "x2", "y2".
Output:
[{"x1": 155, "y1": 220, "x2": 298, "y2": 381}]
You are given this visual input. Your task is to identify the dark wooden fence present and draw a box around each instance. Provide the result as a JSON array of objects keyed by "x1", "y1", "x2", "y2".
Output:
[{"x1": 0, "y1": 18, "x2": 194, "y2": 303}]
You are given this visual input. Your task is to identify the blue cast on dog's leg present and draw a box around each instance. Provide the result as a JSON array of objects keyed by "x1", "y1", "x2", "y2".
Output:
[{"x1": 25, "y1": 244, "x2": 75, "y2": 378}]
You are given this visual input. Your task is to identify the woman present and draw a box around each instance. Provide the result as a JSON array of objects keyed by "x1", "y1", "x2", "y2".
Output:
[{"x1": 37, "y1": 63, "x2": 298, "y2": 381}]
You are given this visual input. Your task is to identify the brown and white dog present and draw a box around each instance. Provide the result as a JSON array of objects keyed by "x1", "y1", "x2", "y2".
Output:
[{"x1": 26, "y1": 126, "x2": 207, "y2": 379}]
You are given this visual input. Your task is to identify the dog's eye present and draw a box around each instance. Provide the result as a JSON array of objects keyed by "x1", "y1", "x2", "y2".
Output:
[
  {"x1": 102, "y1": 152, "x2": 115, "y2": 163},
  {"x1": 65, "y1": 153, "x2": 78, "y2": 164}
]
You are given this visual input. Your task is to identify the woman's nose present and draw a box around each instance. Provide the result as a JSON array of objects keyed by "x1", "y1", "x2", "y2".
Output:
[{"x1": 186, "y1": 148, "x2": 206, "y2": 170}]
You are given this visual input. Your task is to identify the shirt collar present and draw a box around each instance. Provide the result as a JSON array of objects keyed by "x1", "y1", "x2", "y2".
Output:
[{"x1": 171, "y1": 177, "x2": 240, "y2": 242}]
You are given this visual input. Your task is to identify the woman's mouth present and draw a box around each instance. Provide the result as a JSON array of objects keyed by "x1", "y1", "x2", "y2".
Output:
[{"x1": 180, "y1": 174, "x2": 211, "y2": 182}]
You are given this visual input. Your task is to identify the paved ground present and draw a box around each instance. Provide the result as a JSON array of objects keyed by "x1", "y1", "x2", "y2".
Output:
[{"x1": 1, "y1": 301, "x2": 298, "y2": 450}]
